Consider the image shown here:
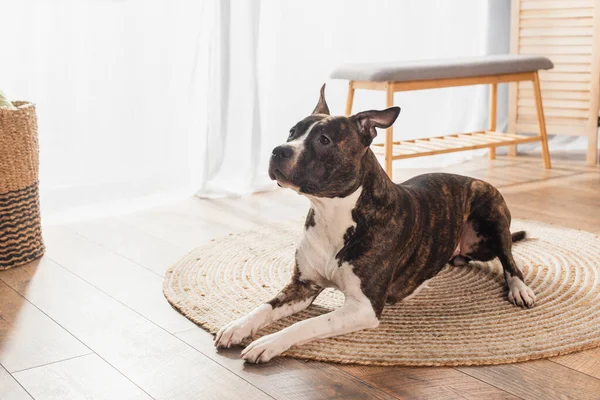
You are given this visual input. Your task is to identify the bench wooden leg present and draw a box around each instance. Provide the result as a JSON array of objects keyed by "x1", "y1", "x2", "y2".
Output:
[
  {"x1": 507, "y1": 80, "x2": 517, "y2": 157},
  {"x1": 385, "y1": 83, "x2": 394, "y2": 179},
  {"x1": 585, "y1": 68, "x2": 599, "y2": 165},
  {"x1": 587, "y1": 127, "x2": 599, "y2": 166},
  {"x1": 532, "y1": 72, "x2": 551, "y2": 169},
  {"x1": 345, "y1": 81, "x2": 355, "y2": 116},
  {"x1": 488, "y1": 83, "x2": 497, "y2": 160}
]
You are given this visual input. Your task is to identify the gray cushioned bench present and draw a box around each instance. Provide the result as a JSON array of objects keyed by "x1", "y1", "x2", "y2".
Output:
[{"x1": 330, "y1": 55, "x2": 554, "y2": 177}]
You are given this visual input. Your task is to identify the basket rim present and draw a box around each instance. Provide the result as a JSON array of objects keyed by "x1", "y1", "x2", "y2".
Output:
[{"x1": 0, "y1": 101, "x2": 35, "y2": 113}]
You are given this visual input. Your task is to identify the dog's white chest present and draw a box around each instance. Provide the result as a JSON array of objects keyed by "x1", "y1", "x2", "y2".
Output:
[{"x1": 296, "y1": 187, "x2": 362, "y2": 289}]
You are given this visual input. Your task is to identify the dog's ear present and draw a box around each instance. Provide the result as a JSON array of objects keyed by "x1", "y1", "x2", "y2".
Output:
[
  {"x1": 351, "y1": 107, "x2": 401, "y2": 145},
  {"x1": 312, "y1": 83, "x2": 330, "y2": 115}
]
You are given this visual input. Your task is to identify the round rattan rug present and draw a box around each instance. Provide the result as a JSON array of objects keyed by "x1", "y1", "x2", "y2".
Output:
[{"x1": 164, "y1": 219, "x2": 600, "y2": 366}]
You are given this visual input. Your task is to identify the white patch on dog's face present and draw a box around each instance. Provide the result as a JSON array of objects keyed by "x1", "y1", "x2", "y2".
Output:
[{"x1": 286, "y1": 121, "x2": 320, "y2": 168}]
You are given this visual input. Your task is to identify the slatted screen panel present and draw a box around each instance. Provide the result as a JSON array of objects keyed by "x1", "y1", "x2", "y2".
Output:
[{"x1": 510, "y1": 0, "x2": 600, "y2": 148}]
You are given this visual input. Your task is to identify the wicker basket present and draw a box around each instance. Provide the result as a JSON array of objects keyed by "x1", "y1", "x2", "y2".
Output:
[{"x1": 0, "y1": 101, "x2": 45, "y2": 270}]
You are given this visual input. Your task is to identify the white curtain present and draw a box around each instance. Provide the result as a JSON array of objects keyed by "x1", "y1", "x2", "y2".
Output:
[
  {"x1": 1, "y1": 0, "x2": 514, "y2": 221},
  {"x1": 1, "y1": 0, "x2": 208, "y2": 221},
  {"x1": 197, "y1": 0, "x2": 269, "y2": 197}
]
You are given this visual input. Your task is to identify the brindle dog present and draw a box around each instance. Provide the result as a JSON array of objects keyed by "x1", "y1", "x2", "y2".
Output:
[{"x1": 214, "y1": 84, "x2": 535, "y2": 363}]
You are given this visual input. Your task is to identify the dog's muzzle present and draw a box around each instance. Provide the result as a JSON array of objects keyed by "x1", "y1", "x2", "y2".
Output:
[{"x1": 269, "y1": 145, "x2": 294, "y2": 183}]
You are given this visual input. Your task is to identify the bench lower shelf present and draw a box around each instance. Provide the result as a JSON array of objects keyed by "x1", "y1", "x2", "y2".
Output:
[{"x1": 371, "y1": 131, "x2": 541, "y2": 160}]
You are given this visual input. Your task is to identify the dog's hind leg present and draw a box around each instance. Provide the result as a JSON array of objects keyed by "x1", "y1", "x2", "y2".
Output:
[
  {"x1": 467, "y1": 217, "x2": 535, "y2": 308},
  {"x1": 495, "y1": 235, "x2": 536, "y2": 308}
]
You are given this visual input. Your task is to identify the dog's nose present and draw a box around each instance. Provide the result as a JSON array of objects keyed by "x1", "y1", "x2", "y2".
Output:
[{"x1": 272, "y1": 145, "x2": 293, "y2": 159}]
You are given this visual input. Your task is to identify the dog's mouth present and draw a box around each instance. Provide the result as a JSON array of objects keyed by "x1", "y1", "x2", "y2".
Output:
[
  {"x1": 269, "y1": 168, "x2": 288, "y2": 186},
  {"x1": 269, "y1": 167, "x2": 302, "y2": 191}
]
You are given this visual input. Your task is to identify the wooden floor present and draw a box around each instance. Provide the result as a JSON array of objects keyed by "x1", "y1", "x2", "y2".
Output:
[{"x1": 1, "y1": 154, "x2": 600, "y2": 400}]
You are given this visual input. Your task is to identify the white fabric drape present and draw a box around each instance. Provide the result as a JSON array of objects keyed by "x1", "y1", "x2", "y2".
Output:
[
  {"x1": 197, "y1": 0, "x2": 269, "y2": 197},
  {"x1": 1, "y1": 0, "x2": 207, "y2": 220},
  {"x1": 1, "y1": 0, "x2": 520, "y2": 221}
]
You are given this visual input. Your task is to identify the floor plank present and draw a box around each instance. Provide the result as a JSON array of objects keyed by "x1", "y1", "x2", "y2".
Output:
[
  {"x1": 65, "y1": 217, "x2": 188, "y2": 276},
  {"x1": 0, "y1": 364, "x2": 32, "y2": 400},
  {"x1": 552, "y1": 348, "x2": 600, "y2": 380},
  {"x1": 118, "y1": 192, "x2": 308, "y2": 251},
  {"x1": 458, "y1": 360, "x2": 600, "y2": 400},
  {"x1": 13, "y1": 354, "x2": 151, "y2": 400},
  {"x1": 338, "y1": 365, "x2": 518, "y2": 400},
  {"x1": 118, "y1": 205, "x2": 236, "y2": 250},
  {"x1": 502, "y1": 172, "x2": 600, "y2": 232},
  {"x1": 211, "y1": 192, "x2": 308, "y2": 226},
  {"x1": 177, "y1": 328, "x2": 398, "y2": 400},
  {"x1": 42, "y1": 225, "x2": 196, "y2": 333},
  {"x1": 0, "y1": 279, "x2": 90, "y2": 373},
  {"x1": 0, "y1": 259, "x2": 272, "y2": 400}
]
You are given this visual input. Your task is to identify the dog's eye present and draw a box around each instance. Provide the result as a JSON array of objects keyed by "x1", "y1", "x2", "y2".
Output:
[
  {"x1": 288, "y1": 128, "x2": 295, "y2": 139},
  {"x1": 319, "y1": 135, "x2": 331, "y2": 145}
]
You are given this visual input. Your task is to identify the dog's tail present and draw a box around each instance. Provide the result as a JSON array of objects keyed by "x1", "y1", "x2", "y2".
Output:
[{"x1": 511, "y1": 231, "x2": 527, "y2": 243}]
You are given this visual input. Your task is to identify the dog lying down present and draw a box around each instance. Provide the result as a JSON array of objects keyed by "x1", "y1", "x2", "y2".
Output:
[{"x1": 214, "y1": 84, "x2": 534, "y2": 363}]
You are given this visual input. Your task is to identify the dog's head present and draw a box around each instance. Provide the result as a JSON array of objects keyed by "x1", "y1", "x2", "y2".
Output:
[{"x1": 268, "y1": 84, "x2": 400, "y2": 197}]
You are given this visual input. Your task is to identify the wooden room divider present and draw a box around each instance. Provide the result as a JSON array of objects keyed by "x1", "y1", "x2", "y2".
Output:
[{"x1": 509, "y1": 0, "x2": 600, "y2": 165}]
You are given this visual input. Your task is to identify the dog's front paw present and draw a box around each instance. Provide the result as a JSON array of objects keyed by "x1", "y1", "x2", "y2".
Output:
[
  {"x1": 241, "y1": 333, "x2": 290, "y2": 363},
  {"x1": 507, "y1": 277, "x2": 536, "y2": 308},
  {"x1": 214, "y1": 318, "x2": 254, "y2": 349},
  {"x1": 214, "y1": 305, "x2": 272, "y2": 349}
]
